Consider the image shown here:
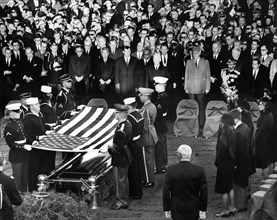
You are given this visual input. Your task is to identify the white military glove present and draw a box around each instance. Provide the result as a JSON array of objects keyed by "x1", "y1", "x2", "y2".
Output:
[
  {"x1": 165, "y1": 211, "x2": 171, "y2": 218},
  {"x1": 24, "y1": 145, "x2": 32, "y2": 151},
  {"x1": 199, "y1": 211, "x2": 206, "y2": 219}
]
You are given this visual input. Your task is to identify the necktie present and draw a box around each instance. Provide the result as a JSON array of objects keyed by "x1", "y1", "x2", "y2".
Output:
[
  {"x1": 262, "y1": 57, "x2": 265, "y2": 62},
  {"x1": 144, "y1": 59, "x2": 147, "y2": 65},
  {"x1": 17, "y1": 52, "x2": 20, "y2": 61},
  {"x1": 163, "y1": 56, "x2": 166, "y2": 66},
  {"x1": 214, "y1": 54, "x2": 217, "y2": 60},
  {"x1": 155, "y1": 66, "x2": 158, "y2": 70},
  {"x1": 195, "y1": 60, "x2": 198, "y2": 67},
  {"x1": 253, "y1": 70, "x2": 257, "y2": 79},
  {"x1": 251, "y1": 51, "x2": 254, "y2": 55},
  {"x1": 126, "y1": 57, "x2": 129, "y2": 65},
  {"x1": 6, "y1": 58, "x2": 9, "y2": 67}
]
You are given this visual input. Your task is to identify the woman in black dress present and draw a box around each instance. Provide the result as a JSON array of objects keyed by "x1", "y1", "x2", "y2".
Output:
[
  {"x1": 255, "y1": 97, "x2": 274, "y2": 179},
  {"x1": 214, "y1": 114, "x2": 237, "y2": 217}
]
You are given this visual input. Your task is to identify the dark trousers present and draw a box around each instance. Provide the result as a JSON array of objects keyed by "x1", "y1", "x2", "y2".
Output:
[
  {"x1": 29, "y1": 149, "x2": 54, "y2": 191},
  {"x1": 154, "y1": 133, "x2": 167, "y2": 173},
  {"x1": 113, "y1": 166, "x2": 129, "y2": 205},
  {"x1": 12, "y1": 161, "x2": 29, "y2": 192},
  {"x1": 189, "y1": 94, "x2": 205, "y2": 127},
  {"x1": 128, "y1": 149, "x2": 142, "y2": 198}
]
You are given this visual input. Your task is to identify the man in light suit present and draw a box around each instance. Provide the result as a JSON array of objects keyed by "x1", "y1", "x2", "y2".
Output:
[
  {"x1": 184, "y1": 46, "x2": 211, "y2": 130},
  {"x1": 163, "y1": 145, "x2": 207, "y2": 220}
]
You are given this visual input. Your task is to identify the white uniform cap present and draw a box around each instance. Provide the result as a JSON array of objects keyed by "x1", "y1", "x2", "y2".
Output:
[
  {"x1": 26, "y1": 97, "x2": 39, "y2": 105},
  {"x1": 123, "y1": 97, "x2": 136, "y2": 105},
  {"x1": 41, "y1": 85, "x2": 52, "y2": 93},
  {"x1": 6, "y1": 101, "x2": 21, "y2": 111},
  {"x1": 153, "y1": 76, "x2": 168, "y2": 84}
]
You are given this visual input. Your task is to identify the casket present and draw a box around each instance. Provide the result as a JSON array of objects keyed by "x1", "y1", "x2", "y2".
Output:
[{"x1": 33, "y1": 106, "x2": 117, "y2": 200}]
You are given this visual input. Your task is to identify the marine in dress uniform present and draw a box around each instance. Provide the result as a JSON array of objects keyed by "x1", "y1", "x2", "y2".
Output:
[
  {"x1": 0, "y1": 152, "x2": 22, "y2": 220},
  {"x1": 4, "y1": 101, "x2": 31, "y2": 192},
  {"x1": 138, "y1": 88, "x2": 157, "y2": 187},
  {"x1": 55, "y1": 74, "x2": 76, "y2": 120},
  {"x1": 23, "y1": 97, "x2": 49, "y2": 191},
  {"x1": 40, "y1": 85, "x2": 57, "y2": 172},
  {"x1": 153, "y1": 77, "x2": 170, "y2": 174},
  {"x1": 123, "y1": 97, "x2": 144, "y2": 199},
  {"x1": 107, "y1": 104, "x2": 133, "y2": 209}
]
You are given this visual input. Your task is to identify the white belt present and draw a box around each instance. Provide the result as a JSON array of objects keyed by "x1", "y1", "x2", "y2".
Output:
[
  {"x1": 14, "y1": 139, "x2": 26, "y2": 144},
  {"x1": 46, "y1": 123, "x2": 56, "y2": 127},
  {"x1": 162, "y1": 112, "x2": 167, "y2": 117},
  {"x1": 133, "y1": 135, "x2": 140, "y2": 141}
]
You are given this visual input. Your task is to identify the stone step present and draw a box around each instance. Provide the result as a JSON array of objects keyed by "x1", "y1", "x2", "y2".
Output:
[
  {"x1": 252, "y1": 190, "x2": 266, "y2": 199},
  {"x1": 268, "y1": 173, "x2": 277, "y2": 179},
  {"x1": 261, "y1": 179, "x2": 276, "y2": 185},
  {"x1": 259, "y1": 184, "x2": 272, "y2": 191}
]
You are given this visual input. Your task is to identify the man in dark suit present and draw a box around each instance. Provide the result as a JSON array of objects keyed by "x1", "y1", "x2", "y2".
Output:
[
  {"x1": 163, "y1": 144, "x2": 207, "y2": 220},
  {"x1": 95, "y1": 47, "x2": 116, "y2": 106},
  {"x1": 145, "y1": 53, "x2": 169, "y2": 89},
  {"x1": 115, "y1": 46, "x2": 138, "y2": 98},
  {"x1": 245, "y1": 58, "x2": 271, "y2": 99},
  {"x1": 68, "y1": 44, "x2": 91, "y2": 97},
  {"x1": 207, "y1": 42, "x2": 226, "y2": 101},
  {"x1": 135, "y1": 48, "x2": 153, "y2": 88},
  {"x1": 22, "y1": 47, "x2": 43, "y2": 98},
  {"x1": 0, "y1": 152, "x2": 22, "y2": 220}
]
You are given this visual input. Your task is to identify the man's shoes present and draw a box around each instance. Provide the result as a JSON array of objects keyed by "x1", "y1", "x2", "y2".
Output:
[
  {"x1": 110, "y1": 203, "x2": 128, "y2": 210},
  {"x1": 214, "y1": 211, "x2": 230, "y2": 218},
  {"x1": 143, "y1": 182, "x2": 155, "y2": 188},
  {"x1": 155, "y1": 169, "x2": 166, "y2": 174},
  {"x1": 228, "y1": 208, "x2": 238, "y2": 215}
]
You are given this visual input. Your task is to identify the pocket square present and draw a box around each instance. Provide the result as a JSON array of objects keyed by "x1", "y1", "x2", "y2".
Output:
[{"x1": 33, "y1": 64, "x2": 37, "y2": 66}]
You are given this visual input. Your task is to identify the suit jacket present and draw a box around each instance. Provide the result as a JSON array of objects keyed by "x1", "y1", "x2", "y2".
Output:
[
  {"x1": 115, "y1": 56, "x2": 138, "y2": 97},
  {"x1": 109, "y1": 47, "x2": 123, "y2": 60},
  {"x1": 135, "y1": 58, "x2": 154, "y2": 88},
  {"x1": 260, "y1": 55, "x2": 273, "y2": 69},
  {"x1": 145, "y1": 65, "x2": 169, "y2": 88},
  {"x1": 184, "y1": 58, "x2": 211, "y2": 94},
  {"x1": 0, "y1": 56, "x2": 20, "y2": 87},
  {"x1": 246, "y1": 66, "x2": 271, "y2": 99},
  {"x1": 68, "y1": 53, "x2": 91, "y2": 78},
  {"x1": 27, "y1": 0, "x2": 45, "y2": 11},
  {"x1": 163, "y1": 161, "x2": 208, "y2": 220},
  {"x1": 95, "y1": 58, "x2": 115, "y2": 82},
  {"x1": 168, "y1": 52, "x2": 185, "y2": 90}
]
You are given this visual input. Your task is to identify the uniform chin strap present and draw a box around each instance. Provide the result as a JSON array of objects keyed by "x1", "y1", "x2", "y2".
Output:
[{"x1": 0, "y1": 184, "x2": 2, "y2": 210}]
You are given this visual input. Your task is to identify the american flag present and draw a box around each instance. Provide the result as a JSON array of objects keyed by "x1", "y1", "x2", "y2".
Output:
[{"x1": 33, "y1": 107, "x2": 118, "y2": 152}]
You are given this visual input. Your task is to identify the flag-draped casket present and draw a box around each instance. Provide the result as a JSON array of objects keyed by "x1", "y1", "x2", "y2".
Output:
[{"x1": 32, "y1": 106, "x2": 118, "y2": 181}]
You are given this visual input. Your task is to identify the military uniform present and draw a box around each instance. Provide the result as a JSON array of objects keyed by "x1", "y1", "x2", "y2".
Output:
[
  {"x1": 154, "y1": 91, "x2": 170, "y2": 173},
  {"x1": 139, "y1": 100, "x2": 157, "y2": 186},
  {"x1": 127, "y1": 110, "x2": 144, "y2": 199},
  {"x1": 0, "y1": 171, "x2": 22, "y2": 220},
  {"x1": 108, "y1": 117, "x2": 133, "y2": 209},
  {"x1": 4, "y1": 118, "x2": 29, "y2": 192},
  {"x1": 40, "y1": 100, "x2": 57, "y2": 172},
  {"x1": 55, "y1": 87, "x2": 76, "y2": 120},
  {"x1": 23, "y1": 111, "x2": 48, "y2": 191}
]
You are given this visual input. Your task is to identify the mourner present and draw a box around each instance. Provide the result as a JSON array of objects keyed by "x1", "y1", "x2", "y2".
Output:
[
  {"x1": 123, "y1": 97, "x2": 144, "y2": 200},
  {"x1": 0, "y1": 152, "x2": 22, "y2": 220},
  {"x1": 107, "y1": 104, "x2": 133, "y2": 210},
  {"x1": 153, "y1": 76, "x2": 170, "y2": 174},
  {"x1": 55, "y1": 74, "x2": 76, "y2": 120},
  {"x1": 4, "y1": 101, "x2": 31, "y2": 192},
  {"x1": 163, "y1": 145, "x2": 207, "y2": 220}
]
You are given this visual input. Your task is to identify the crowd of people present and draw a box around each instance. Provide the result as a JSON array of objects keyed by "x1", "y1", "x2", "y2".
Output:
[{"x1": 1, "y1": 0, "x2": 277, "y2": 219}]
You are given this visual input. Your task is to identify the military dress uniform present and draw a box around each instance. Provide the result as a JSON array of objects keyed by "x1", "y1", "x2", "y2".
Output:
[
  {"x1": 0, "y1": 171, "x2": 22, "y2": 220},
  {"x1": 23, "y1": 110, "x2": 48, "y2": 191},
  {"x1": 4, "y1": 118, "x2": 29, "y2": 192},
  {"x1": 108, "y1": 108, "x2": 133, "y2": 209},
  {"x1": 154, "y1": 91, "x2": 170, "y2": 173},
  {"x1": 55, "y1": 87, "x2": 76, "y2": 120},
  {"x1": 126, "y1": 108, "x2": 144, "y2": 199}
]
